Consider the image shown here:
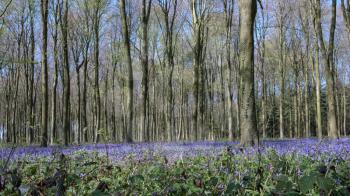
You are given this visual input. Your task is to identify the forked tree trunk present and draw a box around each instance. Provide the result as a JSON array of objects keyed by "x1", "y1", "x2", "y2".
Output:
[{"x1": 313, "y1": 0, "x2": 338, "y2": 139}]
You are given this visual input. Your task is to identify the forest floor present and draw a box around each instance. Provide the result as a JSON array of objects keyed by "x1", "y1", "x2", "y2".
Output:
[{"x1": 1, "y1": 138, "x2": 350, "y2": 195}]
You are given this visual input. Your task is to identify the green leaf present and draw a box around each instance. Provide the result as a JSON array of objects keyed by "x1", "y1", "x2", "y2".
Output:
[
  {"x1": 129, "y1": 174, "x2": 144, "y2": 184},
  {"x1": 226, "y1": 181, "x2": 239, "y2": 193},
  {"x1": 67, "y1": 173, "x2": 80, "y2": 184},
  {"x1": 207, "y1": 177, "x2": 218, "y2": 187},
  {"x1": 317, "y1": 176, "x2": 334, "y2": 192},
  {"x1": 25, "y1": 165, "x2": 37, "y2": 176},
  {"x1": 90, "y1": 190, "x2": 110, "y2": 196},
  {"x1": 285, "y1": 191, "x2": 301, "y2": 196},
  {"x1": 299, "y1": 175, "x2": 316, "y2": 193},
  {"x1": 188, "y1": 185, "x2": 202, "y2": 194},
  {"x1": 275, "y1": 175, "x2": 293, "y2": 192}
]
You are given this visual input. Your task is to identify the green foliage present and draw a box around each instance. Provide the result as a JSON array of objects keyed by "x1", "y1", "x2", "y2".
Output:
[{"x1": 1, "y1": 148, "x2": 350, "y2": 195}]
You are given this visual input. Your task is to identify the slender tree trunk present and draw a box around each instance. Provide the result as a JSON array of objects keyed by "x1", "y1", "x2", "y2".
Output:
[
  {"x1": 93, "y1": 6, "x2": 101, "y2": 143},
  {"x1": 40, "y1": 0, "x2": 49, "y2": 147},
  {"x1": 76, "y1": 67, "x2": 81, "y2": 144},
  {"x1": 103, "y1": 67, "x2": 108, "y2": 142},
  {"x1": 61, "y1": 0, "x2": 70, "y2": 146},
  {"x1": 294, "y1": 74, "x2": 299, "y2": 137},
  {"x1": 262, "y1": 74, "x2": 267, "y2": 138},
  {"x1": 220, "y1": 60, "x2": 226, "y2": 138},
  {"x1": 11, "y1": 67, "x2": 20, "y2": 143},
  {"x1": 336, "y1": 79, "x2": 341, "y2": 137},
  {"x1": 261, "y1": 45, "x2": 268, "y2": 139},
  {"x1": 5, "y1": 73, "x2": 11, "y2": 143},
  {"x1": 225, "y1": 67, "x2": 233, "y2": 140},
  {"x1": 51, "y1": 48, "x2": 58, "y2": 145},
  {"x1": 112, "y1": 65, "x2": 117, "y2": 142},
  {"x1": 82, "y1": 52, "x2": 88, "y2": 143},
  {"x1": 314, "y1": 43, "x2": 322, "y2": 139},
  {"x1": 51, "y1": 2, "x2": 59, "y2": 145},
  {"x1": 304, "y1": 44, "x2": 310, "y2": 137},
  {"x1": 278, "y1": 28, "x2": 285, "y2": 139},
  {"x1": 141, "y1": 0, "x2": 152, "y2": 142},
  {"x1": 223, "y1": 0, "x2": 234, "y2": 140},
  {"x1": 343, "y1": 86, "x2": 347, "y2": 136},
  {"x1": 28, "y1": 0, "x2": 35, "y2": 144}
]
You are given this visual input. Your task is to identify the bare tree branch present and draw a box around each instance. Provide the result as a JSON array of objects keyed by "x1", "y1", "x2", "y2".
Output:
[{"x1": 0, "y1": 0, "x2": 12, "y2": 18}]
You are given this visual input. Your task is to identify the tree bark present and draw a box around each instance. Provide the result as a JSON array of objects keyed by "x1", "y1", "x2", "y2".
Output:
[
  {"x1": 141, "y1": 0, "x2": 152, "y2": 142},
  {"x1": 61, "y1": 0, "x2": 70, "y2": 146},
  {"x1": 278, "y1": 24, "x2": 285, "y2": 139},
  {"x1": 238, "y1": 0, "x2": 258, "y2": 146},
  {"x1": 40, "y1": 0, "x2": 49, "y2": 147},
  {"x1": 223, "y1": 0, "x2": 234, "y2": 140},
  {"x1": 104, "y1": 67, "x2": 108, "y2": 142},
  {"x1": 315, "y1": 44, "x2": 322, "y2": 139},
  {"x1": 28, "y1": 0, "x2": 35, "y2": 144},
  {"x1": 313, "y1": 0, "x2": 338, "y2": 139},
  {"x1": 343, "y1": 86, "x2": 347, "y2": 136},
  {"x1": 120, "y1": 0, "x2": 134, "y2": 143},
  {"x1": 50, "y1": 1, "x2": 59, "y2": 145},
  {"x1": 93, "y1": 2, "x2": 102, "y2": 143},
  {"x1": 82, "y1": 51, "x2": 88, "y2": 143},
  {"x1": 191, "y1": 0, "x2": 209, "y2": 140}
]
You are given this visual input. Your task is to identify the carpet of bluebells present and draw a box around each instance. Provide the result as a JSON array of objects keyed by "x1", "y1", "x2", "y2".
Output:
[{"x1": 1, "y1": 138, "x2": 350, "y2": 195}]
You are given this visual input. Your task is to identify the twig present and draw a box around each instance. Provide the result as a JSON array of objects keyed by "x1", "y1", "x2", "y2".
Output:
[
  {"x1": 257, "y1": 0, "x2": 263, "y2": 10},
  {"x1": 1, "y1": 144, "x2": 16, "y2": 172},
  {"x1": 0, "y1": 0, "x2": 13, "y2": 18}
]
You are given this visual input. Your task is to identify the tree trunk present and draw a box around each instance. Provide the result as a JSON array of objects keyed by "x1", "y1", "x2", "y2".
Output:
[
  {"x1": 112, "y1": 65, "x2": 117, "y2": 142},
  {"x1": 11, "y1": 66, "x2": 20, "y2": 143},
  {"x1": 314, "y1": 43, "x2": 322, "y2": 139},
  {"x1": 40, "y1": 0, "x2": 49, "y2": 147},
  {"x1": 278, "y1": 27, "x2": 285, "y2": 139},
  {"x1": 28, "y1": 0, "x2": 35, "y2": 144},
  {"x1": 191, "y1": 0, "x2": 208, "y2": 140},
  {"x1": 304, "y1": 39, "x2": 310, "y2": 137},
  {"x1": 76, "y1": 67, "x2": 81, "y2": 144},
  {"x1": 61, "y1": 0, "x2": 70, "y2": 146},
  {"x1": 120, "y1": 0, "x2": 134, "y2": 143},
  {"x1": 82, "y1": 52, "x2": 88, "y2": 143},
  {"x1": 223, "y1": 0, "x2": 234, "y2": 140},
  {"x1": 313, "y1": 0, "x2": 338, "y2": 139},
  {"x1": 103, "y1": 67, "x2": 108, "y2": 142},
  {"x1": 339, "y1": 3, "x2": 350, "y2": 134},
  {"x1": 141, "y1": 0, "x2": 152, "y2": 142},
  {"x1": 343, "y1": 86, "x2": 347, "y2": 136},
  {"x1": 93, "y1": 5, "x2": 101, "y2": 143},
  {"x1": 238, "y1": 0, "x2": 258, "y2": 146},
  {"x1": 51, "y1": 2, "x2": 59, "y2": 145},
  {"x1": 5, "y1": 73, "x2": 11, "y2": 143}
]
